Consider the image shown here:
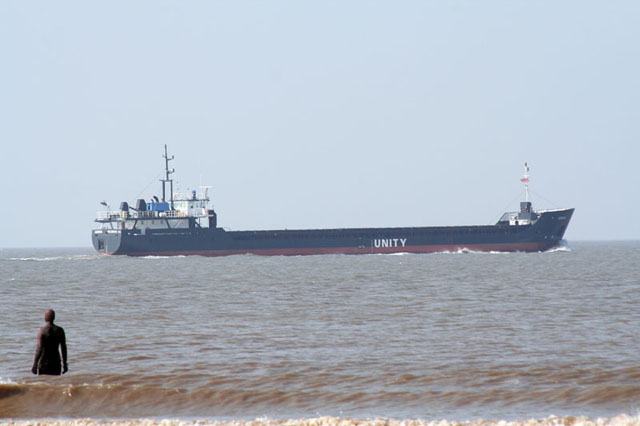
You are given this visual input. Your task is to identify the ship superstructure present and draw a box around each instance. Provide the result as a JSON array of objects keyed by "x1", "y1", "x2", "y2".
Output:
[{"x1": 94, "y1": 146, "x2": 217, "y2": 253}]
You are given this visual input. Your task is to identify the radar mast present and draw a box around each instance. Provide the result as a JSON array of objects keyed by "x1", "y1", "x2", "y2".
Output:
[{"x1": 161, "y1": 145, "x2": 175, "y2": 210}]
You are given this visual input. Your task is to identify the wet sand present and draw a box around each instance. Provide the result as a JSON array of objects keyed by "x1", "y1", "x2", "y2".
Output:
[{"x1": 2, "y1": 415, "x2": 640, "y2": 426}]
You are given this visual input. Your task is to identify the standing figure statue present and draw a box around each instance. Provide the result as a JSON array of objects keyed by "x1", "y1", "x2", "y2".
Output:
[{"x1": 32, "y1": 309, "x2": 68, "y2": 375}]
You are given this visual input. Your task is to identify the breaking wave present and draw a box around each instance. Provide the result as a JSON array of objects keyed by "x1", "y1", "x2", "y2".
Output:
[
  {"x1": 139, "y1": 255, "x2": 187, "y2": 259},
  {"x1": 544, "y1": 240, "x2": 573, "y2": 253},
  {"x1": 7, "y1": 255, "x2": 100, "y2": 262},
  {"x1": 432, "y1": 248, "x2": 512, "y2": 255},
  {"x1": 2, "y1": 367, "x2": 640, "y2": 420}
]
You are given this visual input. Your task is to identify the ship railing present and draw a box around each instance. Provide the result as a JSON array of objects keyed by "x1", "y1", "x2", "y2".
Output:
[
  {"x1": 97, "y1": 209, "x2": 207, "y2": 221},
  {"x1": 131, "y1": 210, "x2": 159, "y2": 219},
  {"x1": 95, "y1": 211, "x2": 123, "y2": 221},
  {"x1": 133, "y1": 209, "x2": 205, "y2": 218},
  {"x1": 157, "y1": 209, "x2": 208, "y2": 218},
  {"x1": 92, "y1": 228, "x2": 121, "y2": 234},
  {"x1": 498, "y1": 212, "x2": 516, "y2": 223},
  {"x1": 160, "y1": 210, "x2": 184, "y2": 218},
  {"x1": 125, "y1": 210, "x2": 180, "y2": 219},
  {"x1": 537, "y1": 208, "x2": 572, "y2": 213}
]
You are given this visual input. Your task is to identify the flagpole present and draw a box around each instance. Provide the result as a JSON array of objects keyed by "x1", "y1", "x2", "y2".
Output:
[{"x1": 521, "y1": 163, "x2": 530, "y2": 202}]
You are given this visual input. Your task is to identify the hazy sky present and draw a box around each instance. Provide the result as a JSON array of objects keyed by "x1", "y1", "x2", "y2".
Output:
[{"x1": 1, "y1": 1, "x2": 639, "y2": 247}]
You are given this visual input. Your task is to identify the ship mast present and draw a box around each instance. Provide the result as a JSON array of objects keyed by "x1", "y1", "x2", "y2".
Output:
[
  {"x1": 161, "y1": 145, "x2": 175, "y2": 210},
  {"x1": 520, "y1": 162, "x2": 530, "y2": 202}
]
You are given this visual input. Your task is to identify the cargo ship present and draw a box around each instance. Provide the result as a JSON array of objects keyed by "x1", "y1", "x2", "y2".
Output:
[{"x1": 92, "y1": 146, "x2": 574, "y2": 256}]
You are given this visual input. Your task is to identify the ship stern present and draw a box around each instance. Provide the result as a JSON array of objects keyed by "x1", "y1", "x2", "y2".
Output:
[{"x1": 92, "y1": 229, "x2": 123, "y2": 255}]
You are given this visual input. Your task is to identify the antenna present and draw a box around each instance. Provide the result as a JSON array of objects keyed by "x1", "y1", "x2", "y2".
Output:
[
  {"x1": 160, "y1": 145, "x2": 175, "y2": 210},
  {"x1": 520, "y1": 162, "x2": 530, "y2": 202},
  {"x1": 199, "y1": 185, "x2": 213, "y2": 202}
]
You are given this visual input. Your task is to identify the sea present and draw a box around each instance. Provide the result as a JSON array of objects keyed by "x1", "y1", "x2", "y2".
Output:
[{"x1": 1, "y1": 241, "x2": 639, "y2": 424}]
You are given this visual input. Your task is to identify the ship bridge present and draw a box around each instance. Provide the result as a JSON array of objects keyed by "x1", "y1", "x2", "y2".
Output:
[{"x1": 94, "y1": 145, "x2": 217, "y2": 233}]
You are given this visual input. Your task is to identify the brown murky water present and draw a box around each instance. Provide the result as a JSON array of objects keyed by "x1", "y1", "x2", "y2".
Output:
[{"x1": 1, "y1": 242, "x2": 639, "y2": 423}]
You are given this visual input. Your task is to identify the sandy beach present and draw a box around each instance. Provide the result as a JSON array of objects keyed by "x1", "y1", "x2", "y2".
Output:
[{"x1": 3, "y1": 415, "x2": 640, "y2": 426}]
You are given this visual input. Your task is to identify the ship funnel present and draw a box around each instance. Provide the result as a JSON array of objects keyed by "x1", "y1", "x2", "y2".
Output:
[{"x1": 136, "y1": 199, "x2": 147, "y2": 211}]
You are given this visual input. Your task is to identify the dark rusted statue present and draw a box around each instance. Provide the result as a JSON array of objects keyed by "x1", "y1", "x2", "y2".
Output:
[{"x1": 32, "y1": 309, "x2": 68, "y2": 375}]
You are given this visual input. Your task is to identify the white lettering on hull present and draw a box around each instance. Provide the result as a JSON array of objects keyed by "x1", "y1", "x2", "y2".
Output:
[{"x1": 373, "y1": 238, "x2": 407, "y2": 248}]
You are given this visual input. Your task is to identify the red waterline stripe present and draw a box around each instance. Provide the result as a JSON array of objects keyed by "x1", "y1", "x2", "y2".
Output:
[{"x1": 117, "y1": 242, "x2": 556, "y2": 257}]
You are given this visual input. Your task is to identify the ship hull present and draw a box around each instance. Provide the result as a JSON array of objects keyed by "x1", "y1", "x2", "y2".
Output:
[{"x1": 92, "y1": 208, "x2": 574, "y2": 257}]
